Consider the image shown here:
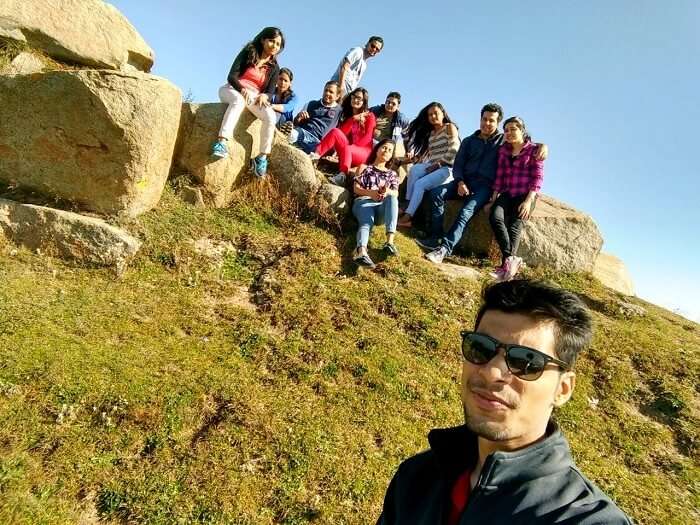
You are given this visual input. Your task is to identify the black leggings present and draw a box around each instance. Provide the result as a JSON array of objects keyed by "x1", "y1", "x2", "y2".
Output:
[{"x1": 489, "y1": 193, "x2": 536, "y2": 264}]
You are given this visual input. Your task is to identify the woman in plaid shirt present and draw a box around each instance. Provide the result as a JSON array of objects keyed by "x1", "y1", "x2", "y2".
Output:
[{"x1": 487, "y1": 116, "x2": 544, "y2": 281}]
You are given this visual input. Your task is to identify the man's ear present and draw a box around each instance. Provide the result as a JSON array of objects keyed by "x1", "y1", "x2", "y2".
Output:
[{"x1": 553, "y1": 372, "x2": 576, "y2": 408}]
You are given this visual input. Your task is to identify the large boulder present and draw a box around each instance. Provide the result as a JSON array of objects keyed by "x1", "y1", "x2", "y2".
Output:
[
  {"x1": 317, "y1": 182, "x2": 351, "y2": 216},
  {"x1": 445, "y1": 194, "x2": 603, "y2": 272},
  {"x1": 0, "y1": 0, "x2": 154, "y2": 72},
  {"x1": 592, "y1": 252, "x2": 635, "y2": 296},
  {"x1": 0, "y1": 198, "x2": 140, "y2": 268},
  {"x1": 175, "y1": 103, "x2": 321, "y2": 207},
  {"x1": 0, "y1": 69, "x2": 181, "y2": 217}
]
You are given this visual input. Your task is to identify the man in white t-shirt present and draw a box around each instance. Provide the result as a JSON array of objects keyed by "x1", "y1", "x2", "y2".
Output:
[{"x1": 331, "y1": 36, "x2": 384, "y2": 98}]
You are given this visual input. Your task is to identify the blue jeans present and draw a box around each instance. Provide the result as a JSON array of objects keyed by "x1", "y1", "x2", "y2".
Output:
[
  {"x1": 428, "y1": 180, "x2": 491, "y2": 254},
  {"x1": 289, "y1": 127, "x2": 320, "y2": 154},
  {"x1": 405, "y1": 163, "x2": 453, "y2": 217},
  {"x1": 352, "y1": 195, "x2": 399, "y2": 247}
]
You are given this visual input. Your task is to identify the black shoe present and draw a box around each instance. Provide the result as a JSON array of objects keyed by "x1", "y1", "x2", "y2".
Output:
[
  {"x1": 415, "y1": 237, "x2": 441, "y2": 251},
  {"x1": 280, "y1": 121, "x2": 294, "y2": 137},
  {"x1": 383, "y1": 242, "x2": 399, "y2": 256},
  {"x1": 353, "y1": 253, "x2": 376, "y2": 268}
]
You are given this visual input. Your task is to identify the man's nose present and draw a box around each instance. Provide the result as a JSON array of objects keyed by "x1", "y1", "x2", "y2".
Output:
[{"x1": 480, "y1": 349, "x2": 511, "y2": 381}]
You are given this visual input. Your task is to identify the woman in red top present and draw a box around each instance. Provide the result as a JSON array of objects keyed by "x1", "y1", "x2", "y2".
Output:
[
  {"x1": 312, "y1": 87, "x2": 376, "y2": 186},
  {"x1": 211, "y1": 27, "x2": 285, "y2": 178}
]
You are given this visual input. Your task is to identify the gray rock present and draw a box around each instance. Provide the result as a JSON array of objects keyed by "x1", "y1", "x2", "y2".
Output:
[
  {"x1": 0, "y1": 198, "x2": 140, "y2": 268},
  {"x1": 175, "y1": 103, "x2": 321, "y2": 208},
  {"x1": 317, "y1": 183, "x2": 351, "y2": 215},
  {"x1": 0, "y1": 69, "x2": 181, "y2": 217},
  {"x1": 1, "y1": 50, "x2": 45, "y2": 74},
  {"x1": 433, "y1": 262, "x2": 482, "y2": 281},
  {"x1": 0, "y1": 0, "x2": 154, "y2": 71},
  {"x1": 444, "y1": 194, "x2": 603, "y2": 272},
  {"x1": 181, "y1": 185, "x2": 205, "y2": 208},
  {"x1": 593, "y1": 252, "x2": 635, "y2": 296},
  {"x1": 617, "y1": 301, "x2": 646, "y2": 318}
]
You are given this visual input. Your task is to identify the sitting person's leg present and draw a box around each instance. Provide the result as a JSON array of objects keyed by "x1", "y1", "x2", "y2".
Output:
[
  {"x1": 405, "y1": 162, "x2": 430, "y2": 203},
  {"x1": 316, "y1": 128, "x2": 348, "y2": 158},
  {"x1": 352, "y1": 198, "x2": 379, "y2": 267},
  {"x1": 489, "y1": 193, "x2": 515, "y2": 265},
  {"x1": 291, "y1": 128, "x2": 320, "y2": 154},
  {"x1": 424, "y1": 180, "x2": 460, "y2": 244},
  {"x1": 247, "y1": 104, "x2": 277, "y2": 176},
  {"x1": 403, "y1": 166, "x2": 454, "y2": 219},
  {"x1": 441, "y1": 184, "x2": 492, "y2": 255},
  {"x1": 212, "y1": 85, "x2": 247, "y2": 157},
  {"x1": 345, "y1": 144, "x2": 373, "y2": 172},
  {"x1": 379, "y1": 194, "x2": 399, "y2": 255}
]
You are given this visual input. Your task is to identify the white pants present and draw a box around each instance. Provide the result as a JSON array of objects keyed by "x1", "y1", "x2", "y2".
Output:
[
  {"x1": 405, "y1": 162, "x2": 453, "y2": 216},
  {"x1": 218, "y1": 84, "x2": 276, "y2": 154}
]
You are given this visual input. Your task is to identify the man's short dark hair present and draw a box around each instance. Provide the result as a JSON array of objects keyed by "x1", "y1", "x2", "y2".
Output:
[
  {"x1": 324, "y1": 80, "x2": 340, "y2": 90},
  {"x1": 368, "y1": 36, "x2": 384, "y2": 47},
  {"x1": 386, "y1": 91, "x2": 401, "y2": 103},
  {"x1": 474, "y1": 279, "x2": 593, "y2": 368},
  {"x1": 481, "y1": 103, "x2": 504, "y2": 122}
]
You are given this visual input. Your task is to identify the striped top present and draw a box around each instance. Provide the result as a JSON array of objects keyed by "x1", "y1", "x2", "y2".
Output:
[{"x1": 425, "y1": 124, "x2": 460, "y2": 166}]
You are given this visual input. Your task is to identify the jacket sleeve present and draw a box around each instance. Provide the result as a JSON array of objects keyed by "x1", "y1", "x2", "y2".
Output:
[
  {"x1": 493, "y1": 146, "x2": 507, "y2": 193},
  {"x1": 375, "y1": 469, "x2": 399, "y2": 525},
  {"x1": 452, "y1": 138, "x2": 468, "y2": 184},
  {"x1": 355, "y1": 112, "x2": 376, "y2": 148},
  {"x1": 226, "y1": 49, "x2": 248, "y2": 91},
  {"x1": 279, "y1": 92, "x2": 299, "y2": 114}
]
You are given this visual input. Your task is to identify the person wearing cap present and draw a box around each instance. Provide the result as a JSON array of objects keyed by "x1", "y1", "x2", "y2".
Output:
[{"x1": 376, "y1": 279, "x2": 632, "y2": 525}]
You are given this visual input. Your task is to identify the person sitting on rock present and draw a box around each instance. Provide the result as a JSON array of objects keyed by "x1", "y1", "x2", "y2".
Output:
[
  {"x1": 311, "y1": 87, "x2": 376, "y2": 187},
  {"x1": 396, "y1": 102, "x2": 460, "y2": 228},
  {"x1": 280, "y1": 81, "x2": 342, "y2": 154},
  {"x1": 352, "y1": 139, "x2": 400, "y2": 268},
  {"x1": 486, "y1": 116, "x2": 544, "y2": 282},
  {"x1": 331, "y1": 36, "x2": 384, "y2": 99},
  {"x1": 420, "y1": 103, "x2": 547, "y2": 265},
  {"x1": 210, "y1": 26, "x2": 285, "y2": 178},
  {"x1": 370, "y1": 91, "x2": 410, "y2": 145},
  {"x1": 270, "y1": 67, "x2": 298, "y2": 127}
]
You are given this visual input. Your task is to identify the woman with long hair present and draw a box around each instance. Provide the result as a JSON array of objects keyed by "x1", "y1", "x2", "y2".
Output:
[
  {"x1": 397, "y1": 102, "x2": 460, "y2": 227},
  {"x1": 270, "y1": 67, "x2": 298, "y2": 127},
  {"x1": 351, "y1": 138, "x2": 400, "y2": 268},
  {"x1": 211, "y1": 27, "x2": 285, "y2": 178},
  {"x1": 486, "y1": 116, "x2": 544, "y2": 281},
  {"x1": 312, "y1": 87, "x2": 376, "y2": 186}
]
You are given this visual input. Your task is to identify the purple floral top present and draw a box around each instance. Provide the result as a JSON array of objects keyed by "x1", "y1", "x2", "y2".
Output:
[{"x1": 354, "y1": 164, "x2": 399, "y2": 192}]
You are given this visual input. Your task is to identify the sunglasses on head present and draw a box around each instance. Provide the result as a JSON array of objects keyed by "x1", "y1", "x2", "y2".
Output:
[{"x1": 461, "y1": 331, "x2": 569, "y2": 381}]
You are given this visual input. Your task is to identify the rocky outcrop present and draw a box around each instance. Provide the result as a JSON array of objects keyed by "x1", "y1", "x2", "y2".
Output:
[
  {"x1": 0, "y1": 50, "x2": 45, "y2": 75},
  {"x1": 175, "y1": 103, "x2": 321, "y2": 207},
  {"x1": 0, "y1": 198, "x2": 140, "y2": 268},
  {"x1": 317, "y1": 183, "x2": 351, "y2": 215},
  {"x1": 0, "y1": 69, "x2": 181, "y2": 217},
  {"x1": 0, "y1": 0, "x2": 154, "y2": 72},
  {"x1": 593, "y1": 252, "x2": 635, "y2": 296},
  {"x1": 445, "y1": 194, "x2": 603, "y2": 272}
]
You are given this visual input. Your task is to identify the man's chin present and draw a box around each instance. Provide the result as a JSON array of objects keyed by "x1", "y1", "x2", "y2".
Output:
[{"x1": 464, "y1": 407, "x2": 513, "y2": 441}]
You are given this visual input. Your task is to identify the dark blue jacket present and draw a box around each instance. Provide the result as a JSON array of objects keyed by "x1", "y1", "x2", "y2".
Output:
[
  {"x1": 377, "y1": 422, "x2": 632, "y2": 525},
  {"x1": 452, "y1": 130, "x2": 505, "y2": 188}
]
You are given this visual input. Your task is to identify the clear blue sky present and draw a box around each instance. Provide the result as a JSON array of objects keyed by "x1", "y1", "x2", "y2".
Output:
[{"x1": 112, "y1": 0, "x2": 700, "y2": 321}]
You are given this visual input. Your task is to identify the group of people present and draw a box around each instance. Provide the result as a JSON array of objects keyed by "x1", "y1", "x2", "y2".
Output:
[
  {"x1": 210, "y1": 27, "x2": 632, "y2": 525},
  {"x1": 209, "y1": 27, "x2": 546, "y2": 282}
]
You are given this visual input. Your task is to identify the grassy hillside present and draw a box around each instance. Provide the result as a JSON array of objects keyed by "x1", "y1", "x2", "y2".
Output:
[{"x1": 0, "y1": 181, "x2": 698, "y2": 524}]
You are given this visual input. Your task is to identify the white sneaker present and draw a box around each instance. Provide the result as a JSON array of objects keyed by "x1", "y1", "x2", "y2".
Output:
[
  {"x1": 504, "y1": 256, "x2": 522, "y2": 281},
  {"x1": 490, "y1": 261, "x2": 508, "y2": 282},
  {"x1": 426, "y1": 246, "x2": 447, "y2": 264},
  {"x1": 328, "y1": 172, "x2": 346, "y2": 186},
  {"x1": 308, "y1": 152, "x2": 321, "y2": 162}
]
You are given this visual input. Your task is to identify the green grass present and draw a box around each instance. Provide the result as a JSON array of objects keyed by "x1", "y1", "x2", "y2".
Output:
[{"x1": 0, "y1": 181, "x2": 697, "y2": 524}]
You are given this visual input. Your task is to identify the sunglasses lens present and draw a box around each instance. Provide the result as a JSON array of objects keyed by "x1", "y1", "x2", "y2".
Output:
[
  {"x1": 462, "y1": 334, "x2": 496, "y2": 365},
  {"x1": 507, "y1": 347, "x2": 546, "y2": 380}
]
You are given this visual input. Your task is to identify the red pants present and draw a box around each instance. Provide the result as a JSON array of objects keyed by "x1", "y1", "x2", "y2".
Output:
[{"x1": 316, "y1": 128, "x2": 371, "y2": 174}]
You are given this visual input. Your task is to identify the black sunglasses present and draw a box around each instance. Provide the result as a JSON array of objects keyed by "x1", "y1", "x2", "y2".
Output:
[{"x1": 461, "y1": 331, "x2": 569, "y2": 381}]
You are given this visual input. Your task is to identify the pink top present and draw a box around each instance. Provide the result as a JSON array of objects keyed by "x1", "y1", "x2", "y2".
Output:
[
  {"x1": 337, "y1": 112, "x2": 377, "y2": 148},
  {"x1": 238, "y1": 65, "x2": 268, "y2": 92}
]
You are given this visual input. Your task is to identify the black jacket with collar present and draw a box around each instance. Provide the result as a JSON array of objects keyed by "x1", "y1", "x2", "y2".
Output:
[{"x1": 376, "y1": 422, "x2": 632, "y2": 525}]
